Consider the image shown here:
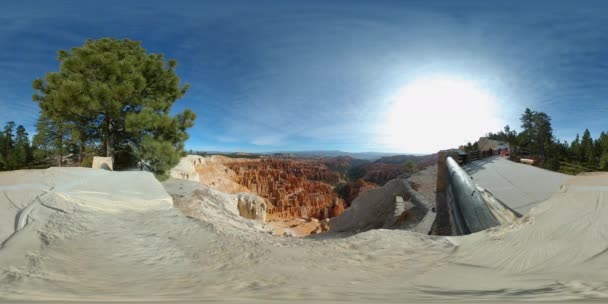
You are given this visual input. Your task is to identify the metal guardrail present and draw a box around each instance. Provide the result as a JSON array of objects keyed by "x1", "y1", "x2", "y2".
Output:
[{"x1": 446, "y1": 156, "x2": 500, "y2": 234}]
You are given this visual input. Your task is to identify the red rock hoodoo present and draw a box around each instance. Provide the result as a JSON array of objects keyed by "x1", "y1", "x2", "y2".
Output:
[{"x1": 225, "y1": 159, "x2": 346, "y2": 221}]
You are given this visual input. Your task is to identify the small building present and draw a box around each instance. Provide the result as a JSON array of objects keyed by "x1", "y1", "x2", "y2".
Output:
[{"x1": 477, "y1": 137, "x2": 510, "y2": 155}]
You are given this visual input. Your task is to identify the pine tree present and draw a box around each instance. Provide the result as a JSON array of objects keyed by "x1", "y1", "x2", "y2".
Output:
[
  {"x1": 32, "y1": 115, "x2": 69, "y2": 167},
  {"x1": 597, "y1": 132, "x2": 608, "y2": 158},
  {"x1": 519, "y1": 108, "x2": 535, "y2": 150},
  {"x1": 592, "y1": 131, "x2": 608, "y2": 170},
  {"x1": 533, "y1": 111, "x2": 553, "y2": 161},
  {"x1": 2, "y1": 122, "x2": 17, "y2": 169},
  {"x1": 600, "y1": 151, "x2": 608, "y2": 171},
  {"x1": 32, "y1": 38, "x2": 196, "y2": 178},
  {"x1": 13, "y1": 125, "x2": 31, "y2": 168},
  {"x1": 571, "y1": 134, "x2": 581, "y2": 162},
  {"x1": 1, "y1": 121, "x2": 15, "y2": 157},
  {"x1": 581, "y1": 129, "x2": 595, "y2": 166}
]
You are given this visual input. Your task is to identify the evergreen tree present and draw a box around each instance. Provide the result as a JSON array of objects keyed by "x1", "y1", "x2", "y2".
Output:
[
  {"x1": 581, "y1": 129, "x2": 594, "y2": 166},
  {"x1": 519, "y1": 108, "x2": 535, "y2": 149},
  {"x1": 13, "y1": 125, "x2": 31, "y2": 168},
  {"x1": 571, "y1": 134, "x2": 581, "y2": 162},
  {"x1": 600, "y1": 151, "x2": 608, "y2": 171},
  {"x1": 595, "y1": 130, "x2": 608, "y2": 170},
  {"x1": 1, "y1": 121, "x2": 15, "y2": 157},
  {"x1": 32, "y1": 38, "x2": 196, "y2": 178},
  {"x1": 465, "y1": 141, "x2": 473, "y2": 151},
  {"x1": 32, "y1": 115, "x2": 70, "y2": 167},
  {"x1": 597, "y1": 132, "x2": 608, "y2": 158},
  {"x1": 517, "y1": 108, "x2": 553, "y2": 160},
  {"x1": 2, "y1": 122, "x2": 16, "y2": 169},
  {"x1": 467, "y1": 107, "x2": 608, "y2": 173},
  {"x1": 504, "y1": 125, "x2": 518, "y2": 144},
  {"x1": 533, "y1": 111, "x2": 553, "y2": 161}
]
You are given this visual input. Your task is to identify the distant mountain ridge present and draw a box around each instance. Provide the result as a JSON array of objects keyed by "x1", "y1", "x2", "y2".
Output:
[
  {"x1": 191, "y1": 149, "x2": 433, "y2": 162},
  {"x1": 373, "y1": 154, "x2": 438, "y2": 165},
  {"x1": 270, "y1": 150, "x2": 394, "y2": 160}
]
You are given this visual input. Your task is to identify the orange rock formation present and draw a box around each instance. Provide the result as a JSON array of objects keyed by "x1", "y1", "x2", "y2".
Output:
[
  {"x1": 338, "y1": 179, "x2": 379, "y2": 207},
  {"x1": 225, "y1": 159, "x2": 345, "y2": 221}
]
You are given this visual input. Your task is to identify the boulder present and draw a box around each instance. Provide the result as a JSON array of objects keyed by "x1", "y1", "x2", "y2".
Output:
[
  {"x1": 329, "y1": 179, "x2": 409, "y2": 232},
  {"x1": 236, "y1": 193, "x2": 267, "y2": 221}
]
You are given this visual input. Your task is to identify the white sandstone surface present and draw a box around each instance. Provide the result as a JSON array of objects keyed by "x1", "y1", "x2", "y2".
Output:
[
  {"x1": 1, "y1": 167, "x2": 608, "y2": 302},
  {"x1": 169, "y1": 154, "x2": 205, "y2": 181}
]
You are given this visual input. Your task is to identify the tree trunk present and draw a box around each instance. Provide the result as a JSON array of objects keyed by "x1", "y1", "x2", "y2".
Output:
[
  {"x1": 106, "y1": 117, "x2": 114, "y2": 159},
  {"x1": 58, "y1": 148, "x2": 63, "y2": 167},
  {"x1": 78, "y1": 141, "x2": 84, "y2": 166},
  {"x1": 540, "y1": 137, "x2": 546, "y2": 162},
  {"x1": 58, "y1": 132, "x2": 63, "y2": 167}
]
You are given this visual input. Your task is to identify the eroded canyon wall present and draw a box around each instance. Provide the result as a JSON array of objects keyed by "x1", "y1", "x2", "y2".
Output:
[{"x1": 225, "y1": 159, "x2": 346, "y2": 221}]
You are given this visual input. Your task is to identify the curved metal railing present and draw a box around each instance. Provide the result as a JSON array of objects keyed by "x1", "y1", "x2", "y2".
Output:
[{"x1": 446, "y1": 156, "x2": 501, "y2": 234}]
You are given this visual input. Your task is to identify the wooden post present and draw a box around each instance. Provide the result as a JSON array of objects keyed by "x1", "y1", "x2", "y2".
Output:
[
  {"x1": 436, "y1": 151, "x2": 448, "y2": 193},
  {"x1": 433, "y1": 150, "x2": 452, "y2": 235}
]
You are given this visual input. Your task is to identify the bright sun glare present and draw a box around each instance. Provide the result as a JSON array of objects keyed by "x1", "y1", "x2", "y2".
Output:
[{"x1": 380, "y1": 76, "x2": 504, "y2": 153}]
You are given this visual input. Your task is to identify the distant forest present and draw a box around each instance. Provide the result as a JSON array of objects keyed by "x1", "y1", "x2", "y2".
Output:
[
  {"x1": 0, "y1": 121, "x2": 37, "y2": 171},
  {"x1": 0, "y1": 119, "x2": 90, "y2": 171},
  {"x1": 466, "y1": 108, "x2": 608, "y2": 175}
]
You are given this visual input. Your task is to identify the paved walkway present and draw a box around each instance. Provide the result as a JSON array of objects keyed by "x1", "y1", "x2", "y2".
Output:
[{"x1": 463, "y1": 156, "x2": 570, "y2": 215}]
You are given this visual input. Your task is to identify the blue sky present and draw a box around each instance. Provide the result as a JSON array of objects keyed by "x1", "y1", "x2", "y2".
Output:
[{"x1": 2, "y1": 1, "x2": 608, "y2": 153}]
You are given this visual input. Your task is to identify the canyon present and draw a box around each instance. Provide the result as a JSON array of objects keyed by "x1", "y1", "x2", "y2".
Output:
[
  {"x1": 225, "y1": 159, "x2": 345, "y2": 221},
  {"x1": 4, "y1": 156, "x2": 608, "y2": 303},
  {"x1": 181, "y1": 156, "x2": 347, "y2": 235},
  {"x1": 176, "y1": 154, "x2": 434, "y2": 236}
]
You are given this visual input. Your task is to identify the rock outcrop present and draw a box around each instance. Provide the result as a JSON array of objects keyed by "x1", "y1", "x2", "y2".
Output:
[
  {"x1": 226, "y1": 159, "x2": 345, "y2": 221},
  {"x1": 193, "y1": 156, "x2": 252, "y2": 193},
  {"x1": 329, "y1": 177, "x2": 431, "y2": 232},
  {"x1": 330, "y1": 178, "x2": 410, "y2": 232},
  {"x1": 169, "y1": 155, "x2": 206, "y2": 181},
  {"x1": 236, "y1": 193, "x2": 267, "y2": 221},
  {"x1": 162, "y1": 179, "x2": 270, "y2": 236}
]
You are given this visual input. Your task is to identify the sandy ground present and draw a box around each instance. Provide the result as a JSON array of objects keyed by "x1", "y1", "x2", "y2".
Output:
[{"x1": 2, "y1": 168, "x2": 608, "y2": 303}]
